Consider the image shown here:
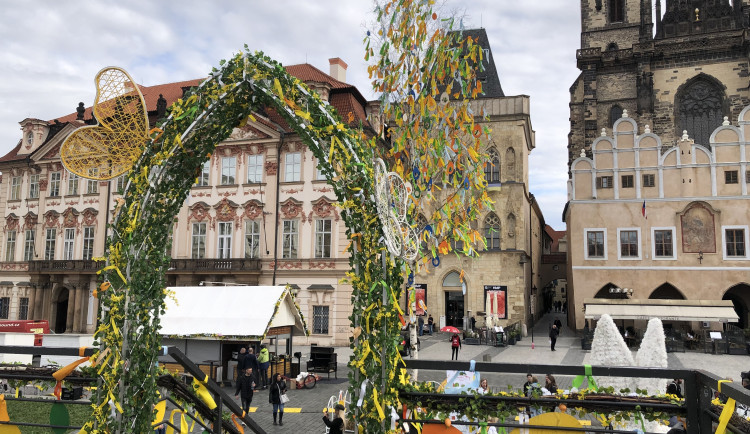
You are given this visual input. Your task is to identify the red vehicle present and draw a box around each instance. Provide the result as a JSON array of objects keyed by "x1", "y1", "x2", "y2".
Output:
[{"x1": 0, "y1": 320, "x2": 50, "y2": 346}]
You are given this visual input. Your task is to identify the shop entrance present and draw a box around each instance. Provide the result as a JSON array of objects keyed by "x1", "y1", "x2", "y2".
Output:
[{"x1": 445, "y1": 291, "x2": 464, "y2": 328}]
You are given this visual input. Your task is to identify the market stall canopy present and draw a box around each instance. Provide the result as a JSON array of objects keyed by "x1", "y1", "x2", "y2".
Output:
[
  {"x1": 583, "y1": 298, "x2": 739, "y2": 322},
  {"x1": 161, "y1": 286, "x2": 308, "y2": 339}
]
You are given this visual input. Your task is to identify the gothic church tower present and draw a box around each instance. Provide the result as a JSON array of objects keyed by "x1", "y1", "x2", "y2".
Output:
[{"x1": 569, "y1": 0, "x2": 750, "y2": 172}]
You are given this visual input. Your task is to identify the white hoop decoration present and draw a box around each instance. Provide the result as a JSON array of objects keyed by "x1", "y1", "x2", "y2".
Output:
[{"x1": 373, "y1": 158, "x2": 419, "y2": 260}]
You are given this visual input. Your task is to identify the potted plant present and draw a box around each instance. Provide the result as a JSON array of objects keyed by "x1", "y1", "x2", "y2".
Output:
[
  {"x1": 464, "y1": 330, "x2": 480, "y2": 345},
  {"x1": 507, "y1": 329, "x2": 517, "y2": 345}
]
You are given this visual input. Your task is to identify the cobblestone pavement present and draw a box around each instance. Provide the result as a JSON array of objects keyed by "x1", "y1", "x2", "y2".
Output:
[{"x1": 227, "y1": 311, "x2": 748, "y2": 433}]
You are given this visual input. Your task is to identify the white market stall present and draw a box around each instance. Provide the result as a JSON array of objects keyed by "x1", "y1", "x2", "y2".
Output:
[{"x1": 159, "y1": 285, "x2": 308, "y2": 384}]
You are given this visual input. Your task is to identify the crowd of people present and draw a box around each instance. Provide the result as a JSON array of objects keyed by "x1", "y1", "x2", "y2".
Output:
[{"x1": 232, "y1": 344, "x2": 289, "y2": 427}]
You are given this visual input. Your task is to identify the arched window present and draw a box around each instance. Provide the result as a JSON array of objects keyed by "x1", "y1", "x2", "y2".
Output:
[
  {"x1": 676, "y1": 75, "x2": 725, "y2": 148},
  {"x1": 606, "y1": 42, "x2": 619, "y2": 51},
  {"x1": 608, "y1": 0, "x2": 624, "y2": 22},
  {"x1": 649, "y1": 283, "x2": 686, "y2": 300},
  {"x1": 484, "y1": 212, "x2": 501, "y2": 250},
  {"x1": 484, "y1": 148, "x2": 500, "y2": 184},
  {"x1": 443, "y1": 271, "x2": 462, "y2": 287},
  {"x1": 610, "y1": 105, "x2": 623, "y2": 128}
]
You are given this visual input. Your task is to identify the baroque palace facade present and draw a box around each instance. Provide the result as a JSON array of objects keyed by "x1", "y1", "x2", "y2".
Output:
[
  {"x1": 565, "y1": 0, "x2": 750, "y2": 330},
  {"x1": 0, "y1": 30, "x2": 550, "y2": 344}
]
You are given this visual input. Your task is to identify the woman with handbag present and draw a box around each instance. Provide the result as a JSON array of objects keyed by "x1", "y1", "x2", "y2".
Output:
[{"x1": 268, "y1": 373, "x2": 288, "y2": 426}]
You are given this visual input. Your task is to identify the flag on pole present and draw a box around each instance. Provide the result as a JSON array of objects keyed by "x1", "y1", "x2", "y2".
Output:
[{"x1": 642, "y1": 201, "x2": 647, "y2": 219}]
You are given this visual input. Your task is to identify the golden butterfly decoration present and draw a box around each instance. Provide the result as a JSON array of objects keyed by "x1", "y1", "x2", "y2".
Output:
[{"x1": 60, "y1": 67, "x2": 149, "y2": 180}]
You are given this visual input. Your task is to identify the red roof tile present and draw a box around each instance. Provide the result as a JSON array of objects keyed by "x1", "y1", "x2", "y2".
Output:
[
  {"x1": 0, "y1": 141, "x2": 22, "y2": 163},
  {"x1": 285, "y1": 63, "x2": 350, "y2": 89}
]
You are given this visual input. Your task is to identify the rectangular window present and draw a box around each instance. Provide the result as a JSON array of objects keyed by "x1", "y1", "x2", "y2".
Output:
[
  {"x1": 221, "y1": 156, "x2": 236, "y2": 185},
  {"x1": 115, "y1": 175, "x2": 126, "y2": 193},
  {"x1": 746, "y1": 170, "x2": 750, "y2": 184},
  {"x1": 619, "y1": 230, "x2": 639, "y2": 258},
  {"x1": 63, "y1": 228, "x2": 75, "y2": 260},
  {"x1": 44, "y1": 228, "x2": 56, "y2": 261},
  {"x1": 621, "y1": 174, "x2": 634, "y2": 188},
  {"x1": 247, "y1": 154, "x2": 264, "y2": 184},
  {"x1": 49, "y1": 172, "x2": 61, "y2": 197},
  {"x1": 9, "y1": 176, "x2": 21, "y2": 201},
  {"x1": 642, "y1": 173, "x2": 655, "y2": 188},
  {"x1": 0, "y1": 297, "x2": 8, "y2": 319},
  {"x1": 196, "y1": 161, "x2": 210, "y2": 187},
  {"x1": 23, "y1": 230, "x2": 35, "y2": 261},
  {"x1": 5, "y1": 231, "x2": 16, "y2": 262},
  {"x1": 191, "y1": 222, "x2": 207, "y2": 259},
  {"x1": 18, "y1": 297, "x2": 28, "y2": 320},
  {"x1": 586, "y1": 230, "x2": 605, "y2": 258},
  {"x1": 725, "y1": 170, "x2": 739, "y2": 184},
  {"x1": 244, "y1": 220, "x2": 260, "y2": 259},
  {"x1": 282, "y1": 220, "x2": 298, "y2": 258},
  {"x1": 315, "y1": 219, "x2": 332, "y2": 258},
  {"x1": 726, "y1": 229, "x2": 746, "y2": 257},
  {"x1": 82, "y1": 227, "x2": 95, "y2": 260},
  {"x1": 86, "y1": 169, "x2": 99, "y2": 194},
  {"x1": 654, "y1": 229, "x2": 673, "y2": 258},
  {"x1": 217, "y1": 222, "x2": 233, "y2": 259},
  {"x1": 67, "y1": 172, "x2": 79, "y2": 195},
  {"x1": 596, "y1": 176, "x2": 613, "y2": 189},
  {"x1": 315, "y1": 161, "x2": 327, "y2": 181},
  {"x1": 312, "y1": 305, "x2": 329, "y2": 334},
  {"x1": 284, "y1": 152, "x2": 301, "y2": 182},
  {"x1": 28, "y1": 174, "x2": 40, "y2": 199}
]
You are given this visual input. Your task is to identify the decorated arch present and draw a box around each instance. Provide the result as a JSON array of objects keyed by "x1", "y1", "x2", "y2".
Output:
[{"x1": 59, "y1": 1, "x2": 492, "y2": 432}]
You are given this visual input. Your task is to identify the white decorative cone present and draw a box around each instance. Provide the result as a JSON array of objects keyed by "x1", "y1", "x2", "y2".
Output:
[
  {"x1": 634, "y1": 318, "x2": 668, "y2": 395},
  {"x1": 589, "y1": 314, "x2": 635, "y2": 392}
]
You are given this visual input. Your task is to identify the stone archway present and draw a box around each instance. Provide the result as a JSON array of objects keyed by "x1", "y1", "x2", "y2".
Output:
[
  {"x1": 649, "y1": 283, "x2": 686, "y2": 300},
  {"x1": 53, "y1": 287, "x2": 69, "y2": 334},
  {"x1": 723, "y1": 283, "x2": 750, "y2": 329},
  {"x1": 442, "y1": 270, "x2": 464, "y2": 328},
  {"x1": 594, "y1": 282, "x2": 628, "y2": 299}
]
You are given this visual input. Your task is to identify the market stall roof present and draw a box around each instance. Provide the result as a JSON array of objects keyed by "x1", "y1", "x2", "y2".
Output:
[
  {"x1": 583, "y1": 298, "x2": 739, "y2": 322},
  {"x1": 161, "y1": 286, "x2": 308, "y2": 339}
]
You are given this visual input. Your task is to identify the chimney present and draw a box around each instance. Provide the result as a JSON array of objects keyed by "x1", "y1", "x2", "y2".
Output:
[{"x1": 328, "y1": 57, "x2": 348, "y2": 83}]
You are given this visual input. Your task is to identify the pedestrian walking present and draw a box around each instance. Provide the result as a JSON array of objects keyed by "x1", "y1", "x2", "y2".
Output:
[
  {"x1": 554, "y1": 318, "x2": 562, "y2": 332},
  {"x1": 323, "y1": 403, "x2": 346, "y2": 434},
  {"x1": 235, "y1": 367, "x2": 256, "y2": 414},
  {"x1": 258, "y1": 345, "x2": 270, "y2": 389},
  {"x1": 549, "y1": 324, "x2": 559, "y2": 351},
  {"x1": 418, "y1": 315, "x2": 425, "y2": 337},
  {"x1": 268, "y1": 372, "x2": 287, "y2": 426},
  {"x1": 450, "y1": 332, "x2": 462, "y2": 360},
  {"x1": 428, "y1": 314, "x2": 434, "y2": 335}
]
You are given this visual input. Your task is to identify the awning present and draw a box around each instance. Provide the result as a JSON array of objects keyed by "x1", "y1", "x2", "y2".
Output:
[
  {"x1": 583, "y1": 298, "x2": 739, "y2": 322},
  {"x1": 161, "y1": 285, "x2": 309, "y2": 339}
]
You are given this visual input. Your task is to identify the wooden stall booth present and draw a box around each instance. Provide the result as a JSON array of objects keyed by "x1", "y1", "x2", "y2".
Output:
[{"x1": 159, "y1": 285, "x2": 308, "y2": 385}]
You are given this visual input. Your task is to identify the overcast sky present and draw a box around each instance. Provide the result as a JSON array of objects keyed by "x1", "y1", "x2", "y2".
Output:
[{"x1": 0, "y1": 1, "x2": 580, "y2": 230}]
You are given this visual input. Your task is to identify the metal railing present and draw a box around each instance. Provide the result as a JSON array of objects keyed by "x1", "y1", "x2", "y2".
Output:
[
  {"x1": 402, "y1": 359, "x2": 750, "y2": 433},
  {"x1": 0, "y1": 345, "x2": 266, "y2": 434}
]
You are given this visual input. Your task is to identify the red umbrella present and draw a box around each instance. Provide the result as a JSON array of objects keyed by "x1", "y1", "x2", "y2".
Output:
[{"x1": 440, "y1": 326, "x2": 461, "y2": 334}]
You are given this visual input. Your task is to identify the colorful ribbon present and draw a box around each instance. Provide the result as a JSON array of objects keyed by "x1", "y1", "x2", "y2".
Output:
[
  {"x1": 716, "y1": 380, "x2": 736, "y2": 434},
  {"x1": 571, "y1": 364, "x2": 598, "y2": 391}
]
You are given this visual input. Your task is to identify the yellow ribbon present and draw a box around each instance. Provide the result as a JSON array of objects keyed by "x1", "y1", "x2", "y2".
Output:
[
  {"x1": 166, "y1": 409, "x2": 188, "y2": 434},
  {"x1": 193, "y1": 374, "x2": 217, "y2": 410},
  {"x1": 716, "y1": 380, "x2": 735, "y2": 434},
  {"x1": 153, "y1": 399, "x2": 166, "y2": 426},
  {"x1": 372, "y1": 388, "x2": 386, "y2": 421}
]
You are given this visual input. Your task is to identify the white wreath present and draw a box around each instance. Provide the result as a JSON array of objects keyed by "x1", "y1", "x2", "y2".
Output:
[{"x1": 373, "y1": 158, "x2": 418, "y2": 261}]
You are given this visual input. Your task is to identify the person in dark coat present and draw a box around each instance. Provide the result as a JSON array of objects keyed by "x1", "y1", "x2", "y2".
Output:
[
  {"x1": 549, "y1": 324, "x2": 559, "y2": 351},
  {"x1": 427, "y1": 314, "x2": 434, "y2": 335},
  {"x1": 554, "y1": 318, "x2": 562, "y2": 331},
  {"x1": 235, "y1": 367, "x2": 256, "y2": 414},
  {"x1": 666, "y1": 379, "x2": 683, "y2": 398},
  {"x1": 246, "y1": 348, "x2": 260, "y2": 390},
  {"x1": 268, "y1": 373, "x2": 287, "y2": 426},
  {"x1": 323, "y1": 403, "x2": 345, "y2": 434},
  {"x1": 236, "y1": 347, "x2": 248, "y2": 380}
]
